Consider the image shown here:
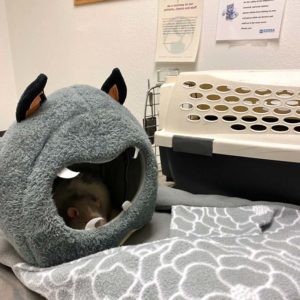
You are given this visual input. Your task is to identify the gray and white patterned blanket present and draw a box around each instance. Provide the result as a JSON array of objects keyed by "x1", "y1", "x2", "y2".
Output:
[{"x1": 11, "y1": 204, "x2": 300, "y2": 299}]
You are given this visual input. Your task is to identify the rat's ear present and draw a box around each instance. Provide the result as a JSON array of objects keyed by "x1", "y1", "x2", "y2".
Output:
[
  {"x1": 101, "y1": 68, "x2": 127, "y2": 105},
  {"x1": 16, "y1": 74, "x2": 47, "y2": 122},
  {"x1": 67, "y1": 207, "x2": 79, "y2": 219}
]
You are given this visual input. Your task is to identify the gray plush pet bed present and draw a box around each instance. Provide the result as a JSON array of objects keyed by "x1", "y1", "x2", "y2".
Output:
[{"x1": 0, "y1": 69, "x2": 157, "y2": 268}]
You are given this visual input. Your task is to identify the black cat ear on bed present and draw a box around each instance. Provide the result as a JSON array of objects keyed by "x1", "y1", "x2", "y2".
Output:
[
  {"x1": 16, "y1": 74, "x2": 48, "y2": 122},
  {"x1": 101, "y1": 68, "x2": 127, "y2": 105}
]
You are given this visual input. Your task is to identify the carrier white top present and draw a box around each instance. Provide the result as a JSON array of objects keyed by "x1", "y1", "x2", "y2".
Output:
[
  {"x1": 155, "y1": 70, "x2": 300, "y2": 163},
  {"x1": 180, "y1": 70, "x2": 300, "y2": 87}
]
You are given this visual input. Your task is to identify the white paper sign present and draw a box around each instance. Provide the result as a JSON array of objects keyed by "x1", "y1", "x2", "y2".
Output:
[
  {"x1": 155, "y1": 0, "x2": 202, "y2": 62},
  {"x1": 216, "y1": 0, "x2": 286, "y2": 41}
]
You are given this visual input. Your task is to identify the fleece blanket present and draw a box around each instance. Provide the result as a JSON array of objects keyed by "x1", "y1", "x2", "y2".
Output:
[{"x1": 6, "y1": 195, "x2": 300, "y2": 300}]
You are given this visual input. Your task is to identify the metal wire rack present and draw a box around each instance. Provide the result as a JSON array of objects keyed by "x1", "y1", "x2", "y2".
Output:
[
  {"x1": 143, "y1": 80, "x2": 163, "y2": 170},
  {"x1": 143, "y1": 69, "x2": 179, "y2": 171}
]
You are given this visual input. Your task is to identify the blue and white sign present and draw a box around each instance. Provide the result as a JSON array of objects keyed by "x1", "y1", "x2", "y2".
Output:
[{"x1": 216, "y1": 0, "x2": 286, "y2": 41}]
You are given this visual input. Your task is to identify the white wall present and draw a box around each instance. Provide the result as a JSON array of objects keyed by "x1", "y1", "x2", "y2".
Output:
[
  {"x1": 2, "y1": 0, "x2": 300, "y2": 131},
  {"x1": 4, "y1": 0, "x2": 158, "y2": 129},
  {"x1": 0, "y1": 0, "x2": 17, "y2": 130}
]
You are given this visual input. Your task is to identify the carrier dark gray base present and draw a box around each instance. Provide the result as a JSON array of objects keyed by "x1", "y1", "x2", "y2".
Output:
[{"x1": 160, "y1": 146, "x2": 300, "y2": 204}]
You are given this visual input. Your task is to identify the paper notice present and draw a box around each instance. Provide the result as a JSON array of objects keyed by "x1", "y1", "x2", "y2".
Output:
[
  {"x1": 216, "y1": 0, "x2": 286, "y2": 41},
  {"x1": 155, "y1": 0, "x2": 202, "y2": 62}
]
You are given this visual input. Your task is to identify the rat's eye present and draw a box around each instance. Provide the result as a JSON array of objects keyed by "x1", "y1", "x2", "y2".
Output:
[
  {"x1": 90, "y1": 195, "x2": 100, "y2": 205},
  {"x1": 85, "y1": 193, "x2": 97, "y2": 203},
  {"x1": 90, "y1": 195, "x2": 97, "y2": 202}
]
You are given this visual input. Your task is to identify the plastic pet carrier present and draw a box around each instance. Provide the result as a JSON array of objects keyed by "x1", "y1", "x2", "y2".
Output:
[{"x1": 155, "y1": 70, "x2": 300, "y2": 204}]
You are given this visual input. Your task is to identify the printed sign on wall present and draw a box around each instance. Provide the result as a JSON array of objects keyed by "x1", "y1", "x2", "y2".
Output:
[
  {"x1": 216, "y1": 0, "x2": 287, "y2": 41},
  {"x1": 155, "y1": 0, "x2": 202, "y2": 62}
]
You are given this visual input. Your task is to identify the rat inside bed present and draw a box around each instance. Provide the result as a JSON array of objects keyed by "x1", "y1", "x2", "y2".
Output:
[{"x1": 52, "y1": 147, "x2": 145, "y2": 230}]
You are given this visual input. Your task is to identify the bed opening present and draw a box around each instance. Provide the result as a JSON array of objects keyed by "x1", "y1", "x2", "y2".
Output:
[{"x1": 52, "y1": 147, "x2": 145, "y2": 229}]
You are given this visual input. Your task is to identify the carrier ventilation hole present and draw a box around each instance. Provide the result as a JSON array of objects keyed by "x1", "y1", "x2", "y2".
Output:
[
  {"x1": 204, "y1": 115, "x2": 218, "y2": 122},
  {"x1": 187, "y1": 115, "x2": 200, "y2": 121},
  {"x1": 286, "y1": 100, "x2": 300, "y2": 107},
  {"x1": 233, "y1": 106, "x2": 248, "y2": 113},
  {"x1": 262, "y1": 116, "x2": 279, "y2": 123},
  {"x1": 274, "y1": 107, "x2": 291, "y2": 115},
  {"x1": 225, "y1": 96, "x2": 240, "y2": 103},
  {"x1": 190, "y1": 92, "x2": 203, "y2": 99},
  {"x1": 251, "y1": 124, "x2": 267, "y2": 132},
  {"x1": 231, "y1": 124, "x2": 246, "y2": 131},
  {"x1": 255, "y1": 89, "x2": 272, "y2": 96},
  {"x1": 272, "y1": 125, "x2": 289, "y2": 132},
  {"x1": 183, "y1": 81, "x2": 196, "y2": 88},
  {"x1": 207, "y1": 94, "x2": 221, "y2": 101},
  {"x1": 294, "y1": 126, "x2": 300, "y2": 133},
  {"x1": 297, "y1": 110, "x2": 300, "y2": 115},
  {"x1": 264, "y1": 99, "x2": 281, "y2": 107},
  {"x1": 235, "y1": 87, "x2": 251, "y2": 94},
  {"x1": 223, "y1": 115, "x2": 237, "y2": 122},
  {"x1": 199, "y1": 83, "x2": 213, "y2": 90},
  {"x1": 197, "y1": 104, "x2": 210, "y2": 111},
  {"x1": 284, "y1": 117, "x2": 300, "y2": 124},
  {"x1": 214, "y1": 105, "x2": 229, "y2": 112},
  {"x1": 253, "y1": 107, "x2": 269, "y2": 114},
  {"x1": 276, "y1": 89, "x2": 294, "y2": 98},
  {"x1": 241, "y1": 115, "x2": 257, "y2": 122},
  {"x1": 243, "y1": 97, "x2": 260, "y2": 106},
  {"x1": 216, "y1": 85, "x2": 231, "y2": 93},
  {"x1": 180, "y1": 103, "x2": 193, "y2": 110}
]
